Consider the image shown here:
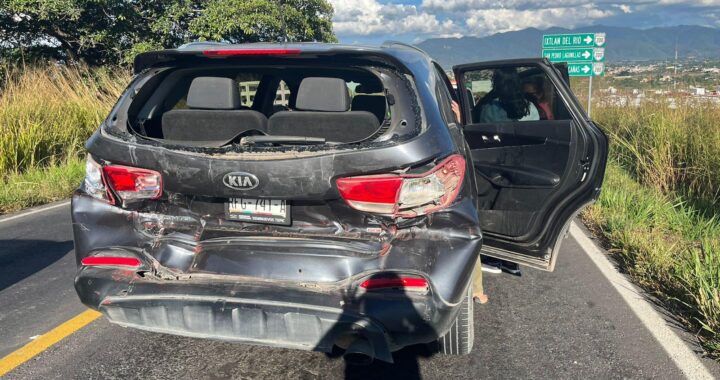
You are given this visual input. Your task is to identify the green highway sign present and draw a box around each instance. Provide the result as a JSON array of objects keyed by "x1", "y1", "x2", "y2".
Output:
[
  {"x1": 542, "y1": 33, "x2": 606, "y2": 48},
  {"x1": 543, "y1": 48, "x2": 604, "y2": 62},
  {"x1": 567, "y1": 62, "x2": 605, "y2": 77}
]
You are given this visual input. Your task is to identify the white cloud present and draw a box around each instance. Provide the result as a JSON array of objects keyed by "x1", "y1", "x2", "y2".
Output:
[
  {"x1": 329, "y1": 0, "x2": 720, "y2": 42},
  {"x1": 329, "y1": 0, "x2": 458, "y2": 37},
  {"x1": 616, "y1": 4, "x2": 633, "y2": 13},
  {"x1": 465, "y1": 5, "x2": 614, "y2": 35},
  {"x1": 422, "y1": 0, "x2": 595, "y2": 12}
]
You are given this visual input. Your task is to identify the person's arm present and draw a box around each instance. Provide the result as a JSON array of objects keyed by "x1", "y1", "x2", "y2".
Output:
[{"x1": 452, "y1": 101, "x2": 461, "y2": 122}]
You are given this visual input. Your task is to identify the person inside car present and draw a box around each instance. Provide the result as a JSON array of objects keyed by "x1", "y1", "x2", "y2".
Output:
[
  {"x1": 473, "y1": 68, "x2": 539, "y2": 123},
  {"x1": 523, "y1": 77, "x2": 554, "y2": 120}
]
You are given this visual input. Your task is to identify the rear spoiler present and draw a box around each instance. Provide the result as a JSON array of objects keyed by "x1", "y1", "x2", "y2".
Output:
[{"x1": 133, "y1": 45, "x2": 414, "y2": 75}]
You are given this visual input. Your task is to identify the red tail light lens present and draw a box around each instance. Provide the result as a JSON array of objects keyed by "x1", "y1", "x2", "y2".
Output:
[
  {"x1": 336, "y1": 154, "x2": 466, "y2": 217},
  {"x1": 203, "y1": 49, "x2": 302, "y2": 56},
  {"x1": 360, "y1": 276, "x2": 428, "y2": 291},
  {"x1": 335, "y1": 175, "x2": 402, "y2": 214},
  {"x1": 102, "y1": 165, "x2": 162, "y2": 201},
  {"x1": 81, "y1": 256, "x2": 142, "y2": 268}
]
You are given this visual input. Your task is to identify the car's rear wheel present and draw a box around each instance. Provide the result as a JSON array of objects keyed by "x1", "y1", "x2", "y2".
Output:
[{"x1": 437, "y1": 279, "x2": 474, "y2": 355}]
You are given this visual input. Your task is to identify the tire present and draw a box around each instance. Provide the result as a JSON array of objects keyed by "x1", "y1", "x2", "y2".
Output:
[{"x1": 437, "y1": 280, "x2": 474, "y2": 355}]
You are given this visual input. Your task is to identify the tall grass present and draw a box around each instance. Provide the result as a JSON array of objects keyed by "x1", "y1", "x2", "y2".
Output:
[
  {"x1": 0, "y1": 64, "x2": 128, "y2": 212},
  {"x1": 0, "y1": 64, "x2": 128, "y2": 176},
  {"x1": 586, "y1": 101, "x2": 720, "y2": 358},
  {"x1": 594, "y1": 102, "x2": 720, "y2": 211}
]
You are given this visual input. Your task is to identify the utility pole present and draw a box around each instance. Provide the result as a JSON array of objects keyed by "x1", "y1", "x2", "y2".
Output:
[{"x1": 674, "y1": 38, "x2": 678, "y2": 92}]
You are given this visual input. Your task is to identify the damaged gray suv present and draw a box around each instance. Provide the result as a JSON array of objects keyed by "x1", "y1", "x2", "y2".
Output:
[{"x1": 72, "y1": 42, "x2": 607, "y2": 363}]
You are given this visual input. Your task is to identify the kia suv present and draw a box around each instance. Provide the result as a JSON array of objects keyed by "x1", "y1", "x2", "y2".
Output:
[{"x1": 72, "y1": 42, "x2": 607, "y2": 363}]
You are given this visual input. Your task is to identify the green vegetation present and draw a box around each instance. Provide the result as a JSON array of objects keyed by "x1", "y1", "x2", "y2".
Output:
[
  {"x1": 1, "y1": 0, "x2": 336, "y2": 65},
  {"x1": 0, "y1": 65, "x2": 128, "y2": 212},
  {"x1": 0, "y1": 65, "x2": 128, "y2": 174},
  {"x1": 597, "y1": 103, "x2": 720, "y2": 208},
  {"x1": 585, "y1": 103, "x2": 720, "y2": 359},
  {"x1": 0, "y1": 157, "x2": 85, "y2": 213}
]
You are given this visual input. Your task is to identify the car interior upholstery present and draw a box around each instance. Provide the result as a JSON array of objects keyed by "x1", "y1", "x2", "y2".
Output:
[
  {"x1": 351, "y1": 83, "x2": 388, "y2": 124},
  {"x1": 141, "y1": 66, "x2": 390, "y2": 145},
  {"x1": 161, "y1": 77, "x2": 267, "y2": 142},
  {"x1": 267, "y1": 77, "x2": 380, "y2": 143}
]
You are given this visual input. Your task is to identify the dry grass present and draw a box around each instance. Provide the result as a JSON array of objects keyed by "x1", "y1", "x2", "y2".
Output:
[
  {"x1": 585, "y1": 102, "x2": 720, "y2": 359},
  {"x1": 0, "y1": 64, "x2": 128, "y2": 212},
  {"x1": 595, "y1": 102, "x2": 720, "y2": 210},
  {"x1": 0, "y1": 64, "x2": 128, "y2": 175}
]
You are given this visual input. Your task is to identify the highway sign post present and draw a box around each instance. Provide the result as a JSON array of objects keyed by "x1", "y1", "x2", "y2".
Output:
[{"x1": 542, "y1": 33, "x2": 607, "y2": 116}]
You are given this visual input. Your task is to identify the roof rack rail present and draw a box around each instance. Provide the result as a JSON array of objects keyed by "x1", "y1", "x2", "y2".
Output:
[{"x1": 380, "y1": 40, "x2": 428, "y2": 54}]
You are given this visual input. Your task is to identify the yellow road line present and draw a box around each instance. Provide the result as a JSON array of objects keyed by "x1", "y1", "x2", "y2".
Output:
[{"x1": 0, "y1": 309, "x2": 102, "y2": 377}]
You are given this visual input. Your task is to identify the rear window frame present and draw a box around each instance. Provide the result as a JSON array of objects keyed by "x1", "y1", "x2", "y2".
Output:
[{"x1": 105, "y1": 59, "x2": 423, "y2": 154}]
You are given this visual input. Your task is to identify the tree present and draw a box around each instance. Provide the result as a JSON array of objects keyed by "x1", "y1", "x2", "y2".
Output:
[{"x1": 0, "y1": 0, "x2": 336, "y2": 66}]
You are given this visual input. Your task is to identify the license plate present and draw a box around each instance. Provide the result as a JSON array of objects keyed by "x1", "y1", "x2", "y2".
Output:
[{"x1": 225, "y1": 198, "x2": 291, "y2": 225}]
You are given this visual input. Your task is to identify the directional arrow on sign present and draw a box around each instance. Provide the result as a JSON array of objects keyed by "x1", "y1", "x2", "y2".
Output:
[
  {"x1": 568, "y1": 62, "x2": 605, "y2": 76},
  {"x1": 584, "y1": 36, "x2": 593, "y2": 44},
  {"x1": 582, "y1": 50, "x2": 591, "y2": 59}
]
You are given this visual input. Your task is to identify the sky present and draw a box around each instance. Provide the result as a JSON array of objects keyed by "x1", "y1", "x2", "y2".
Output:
[{"x1": 328, "y1": 0, "x2": 720, "y2": 44}]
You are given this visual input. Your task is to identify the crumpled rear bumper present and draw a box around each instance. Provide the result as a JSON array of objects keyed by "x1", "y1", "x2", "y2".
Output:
[
  {"x1": 76, "y1": 265, "x2": 450, "y2": 363},
  {"x1": 72, "y1": 191, "x2": 482, "y2": 361},
  {"x1": 99, "y1": 294, "x2": 393, "y2": 361}
]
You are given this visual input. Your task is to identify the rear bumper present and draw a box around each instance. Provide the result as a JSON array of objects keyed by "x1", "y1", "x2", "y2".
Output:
[
  {"x1": 76, "y1": 266, "x2": 453, "y2": 363},
  {"x1": 72, "y1": 192, "x2": 482, "y2": 361}
]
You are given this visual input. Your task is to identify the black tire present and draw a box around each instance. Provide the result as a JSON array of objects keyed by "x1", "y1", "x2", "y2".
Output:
[{"x1": 437, "y1": 280, "x2": 474, "y2": 355}]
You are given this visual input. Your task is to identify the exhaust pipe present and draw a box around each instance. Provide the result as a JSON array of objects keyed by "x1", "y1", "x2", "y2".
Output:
[{"x1": 343, "y1": 337, "x2": 375, "y2": 366}]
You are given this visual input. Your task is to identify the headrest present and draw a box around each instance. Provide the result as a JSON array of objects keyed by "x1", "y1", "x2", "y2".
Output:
[
  {"x1": 186, "y1": 77, "x2": 241, "y2": 110},
  {"x1": 355, "y1": 82, "x2": 384, "y2": 94},
  {"x1": 296, "y1": 77, "x2": 350, "y2": 112}
]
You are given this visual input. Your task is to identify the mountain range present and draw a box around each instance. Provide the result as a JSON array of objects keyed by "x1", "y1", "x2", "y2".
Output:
[{"x1": 417, "y1": 25, "x2": 720, "y2": 68}]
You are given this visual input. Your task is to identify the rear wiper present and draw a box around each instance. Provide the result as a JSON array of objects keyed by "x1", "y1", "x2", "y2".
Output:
[{"x1": 240, "y1": 135, "x2": 327, "y2": 145}]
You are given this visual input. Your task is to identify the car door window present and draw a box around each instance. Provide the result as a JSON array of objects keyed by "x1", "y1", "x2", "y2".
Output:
[
  {"x1": 431, "y1": 63, "x2": 458, "y2": 125},
  {"x1": 463, "y1": 66, "x2": 570, "y2": 124}
]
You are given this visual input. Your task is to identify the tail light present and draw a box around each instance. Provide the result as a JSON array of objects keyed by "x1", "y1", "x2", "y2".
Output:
[
  {"x1": 336, "y1": 154, "x2": 466, "y2": 217},
  {"x1": 360, "y1": 276, "x2": 428, "y2": 292},
  {"x1": 83, "y1": 155, "x2": 162, "y2": 204},
  {"x1": 81, "y1": 256, "x2": 142, "y2": 268},
  {"x1": 102, "y1": 165, "x2": 162, "y2": 201},
  {"x1": 83, "y1": 156, "x2": 111, "y2": 203}
]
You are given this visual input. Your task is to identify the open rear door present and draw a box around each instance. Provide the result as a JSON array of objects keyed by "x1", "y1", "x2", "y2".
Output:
[{"x1": 453, "y1": 58, "x2": 608, "y2": 271}]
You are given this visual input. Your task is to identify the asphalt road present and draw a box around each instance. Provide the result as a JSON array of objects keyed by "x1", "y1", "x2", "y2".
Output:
[{"x1": 1, "y1": 202, "x2": 718, "y2": 379}]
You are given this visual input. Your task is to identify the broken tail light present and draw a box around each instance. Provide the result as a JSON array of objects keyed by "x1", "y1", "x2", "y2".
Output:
[
  {"x1": 83, "y1": 155, "x2": 162, "y2": 204},
  {"x1": 83, "y1": 155, "x2": 111, "y2": 203},
  {"x1": 336, "y1": 154, "x2": 466, "y2": 217},
  {"x1": 102, "y1": 165, "x2": 162, "y2": 201}
]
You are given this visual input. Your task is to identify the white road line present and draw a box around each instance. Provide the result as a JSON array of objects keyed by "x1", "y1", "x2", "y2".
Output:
[
  {"x1": 0, "y1": 201, "x2": 70, "y2": 224},
  {"x1": 570, "y1": 222, "x2": 714, "y2": 380}
]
